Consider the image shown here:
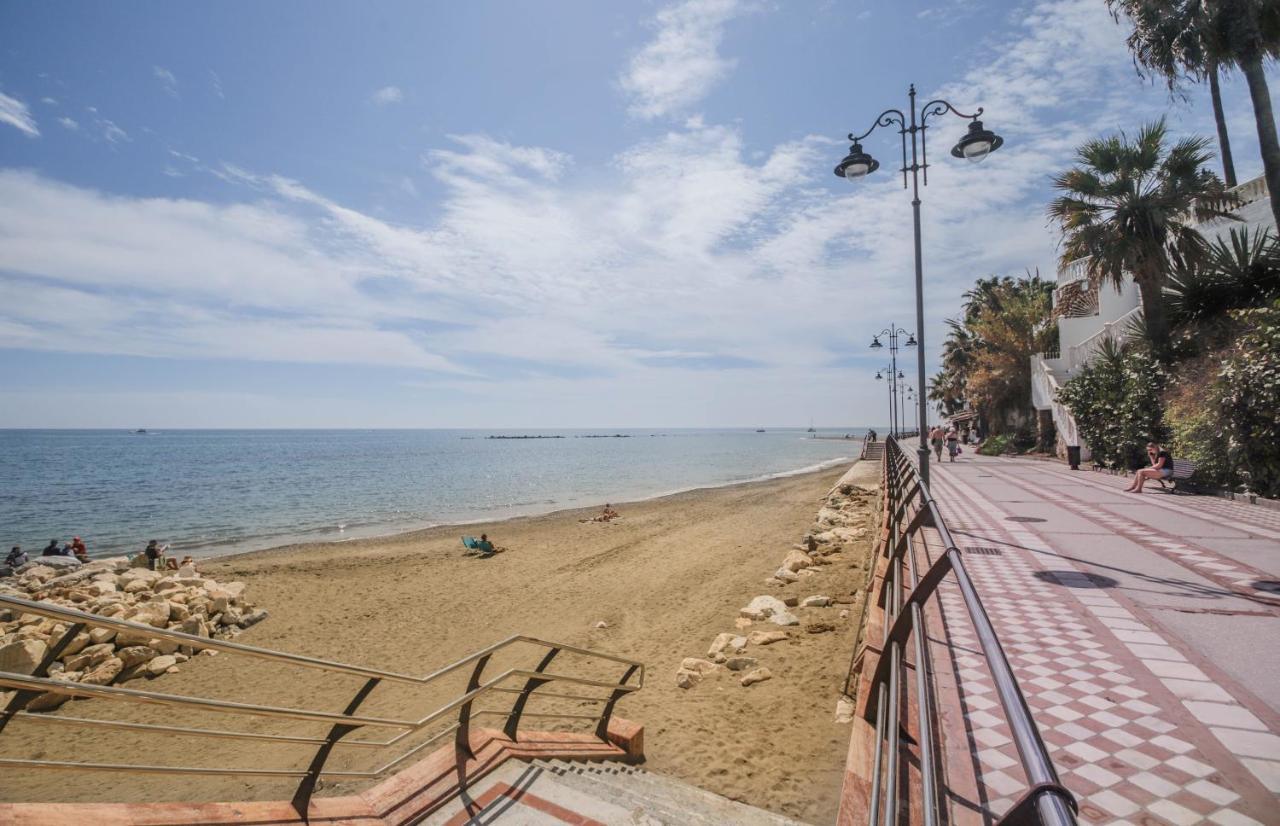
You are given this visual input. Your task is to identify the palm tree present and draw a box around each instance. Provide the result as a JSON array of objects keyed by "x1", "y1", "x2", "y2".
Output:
[
  {"x1": 1166, "y1": 227, "x2": 1280, "y2": 328},
  {"x1": 1109, "y1": 1, "x2": 1280, "y2": 228},
  {"x1": 1047, "y1": 119, "x2": 1238, "y2": 355},
  {"x1": 1108, "y1": 0, "x2": 1237, "y2": 186}
]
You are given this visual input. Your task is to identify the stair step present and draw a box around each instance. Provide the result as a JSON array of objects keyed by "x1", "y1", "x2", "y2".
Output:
[{"x1": 531, "y1": 759, "x2": 810, "y2": 825}]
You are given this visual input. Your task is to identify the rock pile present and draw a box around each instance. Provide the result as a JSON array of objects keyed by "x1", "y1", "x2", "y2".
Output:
[
  {"x1": 0, "y1": 557, "x2": 267, "y2": 712},
  {"x1": 674, "y1": 480, "x2": 877, "y2": 691}
]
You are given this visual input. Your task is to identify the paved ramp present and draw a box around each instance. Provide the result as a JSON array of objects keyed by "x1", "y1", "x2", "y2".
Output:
[{"x1": 925, "y1": 454, "x2": 1279, "y2": 825}]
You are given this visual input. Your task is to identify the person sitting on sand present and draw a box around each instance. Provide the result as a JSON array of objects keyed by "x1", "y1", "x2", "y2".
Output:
[
  {"x1": 143, "y1": 539, "x2": 170, "y2": 571},
  {"x1": 477, "y1": 533, "x2": 497, "y2": 554},
  {"x1": 42, "y1": 539, "x2": 62, "y2": 557},
  {"x1": 70, "y1": 536, "x2": 89, "y2": 563},
  {"x1": 6, "y1": 546, "x2": 27, "y2": 569},
  {"x1": 579, "y1": 504, "x2": 620, "y2": 523}
]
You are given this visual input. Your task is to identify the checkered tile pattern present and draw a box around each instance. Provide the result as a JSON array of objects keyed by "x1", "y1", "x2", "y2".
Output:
[
  {"x1": 1007, "y1": 470, "x2": 1280, "y2": 605},
  {"x1": 915, "y1": 464, "x2": 1279, "y2": 826}
]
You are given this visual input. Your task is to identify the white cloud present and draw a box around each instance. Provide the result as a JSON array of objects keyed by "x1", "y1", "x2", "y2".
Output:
[
  {"x1": 620, "y1": 0, "x2": 750, "y2": 120},
  {"x1": 209, "y1": 69, "x2": 224, "y2": 99},
  {"x1": 41, "y1": 96, "x2": 57, "y2": 105},
  {"x1": 371, "y1": 85, "x2": 403, "y2": 105},
  {"x1": 58, "y1": 116, "x2": 78, "y2": 131},
  {"x1": 0, "y1": 91, "x2": 39, "y2": 137},
  {"x1": 153, "y1": 65, "x2": 179, "y2": 98},
  {"x1": 3, "y1": 0, "x2": 1275, "y2": 428}
]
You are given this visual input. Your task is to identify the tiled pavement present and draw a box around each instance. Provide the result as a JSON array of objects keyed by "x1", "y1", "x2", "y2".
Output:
[{"x1": 915, "y1": 454, "x2": 1280, "y2": 826}]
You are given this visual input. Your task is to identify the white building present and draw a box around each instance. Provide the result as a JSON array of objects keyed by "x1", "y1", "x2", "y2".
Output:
[{"x1": 1031, "y1": 175, "x2": 1274, "y2": 459}]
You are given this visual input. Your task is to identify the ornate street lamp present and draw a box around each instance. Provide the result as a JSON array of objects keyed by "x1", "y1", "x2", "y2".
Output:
[
  {"x1": 871, "y1": 325, "x2": 915, "y2": 437},
  {"x1": 836, "y1": 84, "x2": 1003, "y2": 485}
]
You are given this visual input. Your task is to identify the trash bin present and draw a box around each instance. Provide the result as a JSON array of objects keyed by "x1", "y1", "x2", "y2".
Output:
[{"x1": 1067, "y1": 445, "x2": 1081, "y2": 470}]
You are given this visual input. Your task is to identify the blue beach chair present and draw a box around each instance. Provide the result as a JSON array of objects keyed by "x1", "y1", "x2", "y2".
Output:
[{"x1": 461, "y1": 536, "x2": 495, "y2": 555}]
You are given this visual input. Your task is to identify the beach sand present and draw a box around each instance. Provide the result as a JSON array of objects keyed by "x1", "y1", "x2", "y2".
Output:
[{"x1": 0, "y1": 461, "x2": 877, "y2": 823}]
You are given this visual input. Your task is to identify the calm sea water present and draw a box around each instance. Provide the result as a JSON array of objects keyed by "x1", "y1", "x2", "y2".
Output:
[{"x1": 0, "y1": 429, "x2": 864, "y2": 559}]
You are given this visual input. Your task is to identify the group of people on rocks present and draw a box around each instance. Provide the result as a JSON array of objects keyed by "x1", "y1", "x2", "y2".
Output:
[
  {"x1": 6, "y1": 537, "x2": 91, "y2": 569},
  {"x1": 5, "y1": 536, "x2": 196, "y2": 573}
]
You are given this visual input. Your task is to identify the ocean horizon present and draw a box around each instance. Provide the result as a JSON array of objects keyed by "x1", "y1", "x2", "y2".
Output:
[{"x1": 1, "y1": 427, "x2": 867, "y2": 560}]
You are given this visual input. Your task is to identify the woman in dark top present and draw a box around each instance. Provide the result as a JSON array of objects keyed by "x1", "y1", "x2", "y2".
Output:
[{"x1": 1126, "y1": 441, "x2": 1173, "y2": 494}]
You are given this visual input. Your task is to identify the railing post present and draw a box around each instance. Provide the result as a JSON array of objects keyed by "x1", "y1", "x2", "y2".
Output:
[
  {"x1": 290, "y1": 676, "x2": 381, "y2": 820},
  {"x1": 595, "y1": 663, "x2": 640, "y2": 741},
  {"x1": 503, "y1": 647, "x2": 560, "y2": 741},
  {"x1": 0, "y1": 621, "x2": 84, "y2": 737},
  {"x1": 455, "y1": 653, "x2": 491, "y2": 760}
]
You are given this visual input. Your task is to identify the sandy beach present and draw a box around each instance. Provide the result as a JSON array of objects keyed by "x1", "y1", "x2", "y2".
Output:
[{"x1": 0, "y1": 461, "x2": 877, "y2": 823}]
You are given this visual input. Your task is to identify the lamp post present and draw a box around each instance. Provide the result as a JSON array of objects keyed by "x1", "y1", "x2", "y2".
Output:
[
  {"x1": 871, "y1": 325, "x2": 915, "y2": 438},
  {"x1": 835, "y1": 84, "x2": 1003, "y2": 486},
  {"x1": 874, "y1": 367, "x2": 904, "y2": 436}
]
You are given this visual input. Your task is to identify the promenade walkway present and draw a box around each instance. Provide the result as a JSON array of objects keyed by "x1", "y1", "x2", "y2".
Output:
[{"x1": 923, "y1": 453, "x2": 1280, "y2": 825}]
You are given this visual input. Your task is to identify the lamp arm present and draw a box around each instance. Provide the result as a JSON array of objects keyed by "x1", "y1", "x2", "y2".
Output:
[
  {"x1": 919, "y1": 99, "x2": 982, "y2": 126},
  {"x1": 916, "y1": 100, "x2": 983, "y2": 185},
  {"x1": 848, "y1": 109, "x2": 906, "y2": 143}
]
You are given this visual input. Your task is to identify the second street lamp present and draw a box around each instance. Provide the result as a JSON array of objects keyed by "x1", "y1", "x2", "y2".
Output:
[
  {"x1": 870, "y1": 325, "x2": 915, "y2": 437},
  {"x1": 836, "y1": 84, "x2": 1003, "y2": 486}
]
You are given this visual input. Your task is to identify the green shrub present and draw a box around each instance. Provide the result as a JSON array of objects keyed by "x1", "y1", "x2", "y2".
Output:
[
  {"x1": 978, "y1": 434, "x2": 1013, "y2": 456},
  {"x1": 1058, "y1": 339, "x2": 1167, "y2": 470},
  {"x1": 1216, "y1": 303, "x2": 1280, "y2": 497}
]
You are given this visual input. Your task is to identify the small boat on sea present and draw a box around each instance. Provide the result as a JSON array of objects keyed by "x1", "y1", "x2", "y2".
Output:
[
  {"x1": 134, "y1": 429, "x2": 147, "y2": 434},
  {"x1": 755, "y1": 428, "x2": 766, "y2": 433}
]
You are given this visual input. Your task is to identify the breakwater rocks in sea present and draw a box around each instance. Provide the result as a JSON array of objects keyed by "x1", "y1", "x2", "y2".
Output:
[
  {"x1": 0, "y1": 557, "x2": 267, "y2": 712},
  {"x1": 675, "y1": 481, "x2": 876, "y2": 691}
]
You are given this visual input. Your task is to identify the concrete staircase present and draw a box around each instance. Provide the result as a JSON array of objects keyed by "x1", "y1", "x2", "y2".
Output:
[
  {"x1": 861, "y1": 441, "x2": 884, "y2": 462},
  {"x1": 421, "y1": 757, "x2": 812, "y2": 824},
  {"x1": 532, "y1": 760, "x2": 811, "y2": 825}
]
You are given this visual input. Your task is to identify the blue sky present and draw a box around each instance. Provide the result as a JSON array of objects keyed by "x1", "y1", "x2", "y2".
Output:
[{"x1": 1, "y1": 0, "x2": 1276, "y2": 428}]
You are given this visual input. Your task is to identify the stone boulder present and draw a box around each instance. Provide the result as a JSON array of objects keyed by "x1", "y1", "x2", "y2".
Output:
[
  {"x1": 707, "y1": 633, "x2": 747, "y2": 658},
  {"x1": 680, "y1": 658, "x2": 720, "y2": 675},
  {"x1": 805, "y1": 622, "x2": 836, "y2": 634},
  {"x1": 770, "y1": 611, "x2": 799, "y2": 627},
  {"x1": 739, "y1": 595, "x2": 789, "y2": 621},
  {"x1": 747, "y1": 630, "x2": 788, "y2": 646},
  {"x1": 116, "y1": 646, "x2": 157, "y2": 669},
  {"x1": 146, "y1": 655, "x2": 177, "y2": 677},
  {"x1": 773, "y1": 568, "x2": 800, "y2": 583},
  {"x1": 724, "y1": 656, "x2": 758, "y2": 672},
  {"x1": 0, "y1": 639, "x2": 47, "y2": 675},
  {"x1": 780, "y1": 549, "x2": 814, "y2": 573},
  {"x1": 801, "y1": 595, "x2": 832, "y2": 608},
  {"x1": 740, "y1": 667, "x2": 772, "y2": 687},
  {"x1": 80, "y1": 657, "x2": 123, "y2": 686},
  {"x1": 88, "y1": 627, "x2": 117, "y2": 645}
]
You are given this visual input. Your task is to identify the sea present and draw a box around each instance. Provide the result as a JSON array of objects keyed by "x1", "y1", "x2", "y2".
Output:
[{"x1": 0, "y1": 428, "x2": 866, "y2": 560}]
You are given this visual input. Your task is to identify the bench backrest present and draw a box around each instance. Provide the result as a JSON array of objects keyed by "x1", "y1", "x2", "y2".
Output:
[{"x1": 1171, "y1": 459, "x2": 1196, "y2": 478}]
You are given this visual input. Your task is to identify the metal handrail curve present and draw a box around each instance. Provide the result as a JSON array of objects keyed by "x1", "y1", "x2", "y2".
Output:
[
  {"x1": 865, "y1": 436, "x2": 1076, "y2": 826},
  {"x1": 0, "y1": 592, "x2": 644, "y2": 814}
]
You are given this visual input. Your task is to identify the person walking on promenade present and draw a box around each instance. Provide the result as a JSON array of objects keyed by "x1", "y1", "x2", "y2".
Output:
[
  {"x1": 946, "y1": 428, "x2": 960, "y2": 463},
  {"x1": 1126, "y1": 442, "x2": 1173, "y2": 494},
  {"x1": 930, "y1": 425, "x2": 945, "y2": 462}
]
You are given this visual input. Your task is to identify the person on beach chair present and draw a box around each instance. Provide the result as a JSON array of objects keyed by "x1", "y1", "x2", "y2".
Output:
[{"x1": 461, "y1": 534, "x2": 498, "y2": 555}]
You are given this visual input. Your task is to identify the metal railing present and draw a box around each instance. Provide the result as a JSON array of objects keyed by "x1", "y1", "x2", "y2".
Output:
[
  {"x1": 1065, "y1": 305, "x2": 1141, "y2": 372},
  {"x1": 862, "y1": 437, "x2": 1076, "y2": 826},
  {"x1": 0, "y1": 593, "x2": 643, "y2": 815}
]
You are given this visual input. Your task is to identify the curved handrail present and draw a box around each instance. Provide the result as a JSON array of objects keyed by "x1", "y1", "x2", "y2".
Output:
[
  {"x1": 863, "y1": 437, "x2": 1077, "y2": 826},
  {"x1": 0, "y1": 592, "x2": 644, "y2": 807}
]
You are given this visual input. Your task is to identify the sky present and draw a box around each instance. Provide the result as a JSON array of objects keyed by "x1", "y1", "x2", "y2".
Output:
[{"x1": 0, "y1": 0, "x2": 1277, "y2": 429}]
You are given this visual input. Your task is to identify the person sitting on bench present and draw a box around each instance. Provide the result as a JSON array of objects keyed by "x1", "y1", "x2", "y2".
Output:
[{"x1": 1126, "y1": 442, "x2": 1172, "y2": 494}]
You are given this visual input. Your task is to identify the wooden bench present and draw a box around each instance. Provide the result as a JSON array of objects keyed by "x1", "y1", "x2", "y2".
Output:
[{"x1": 1157, "y1": 459, "x2": 1197, "y2": 492}]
